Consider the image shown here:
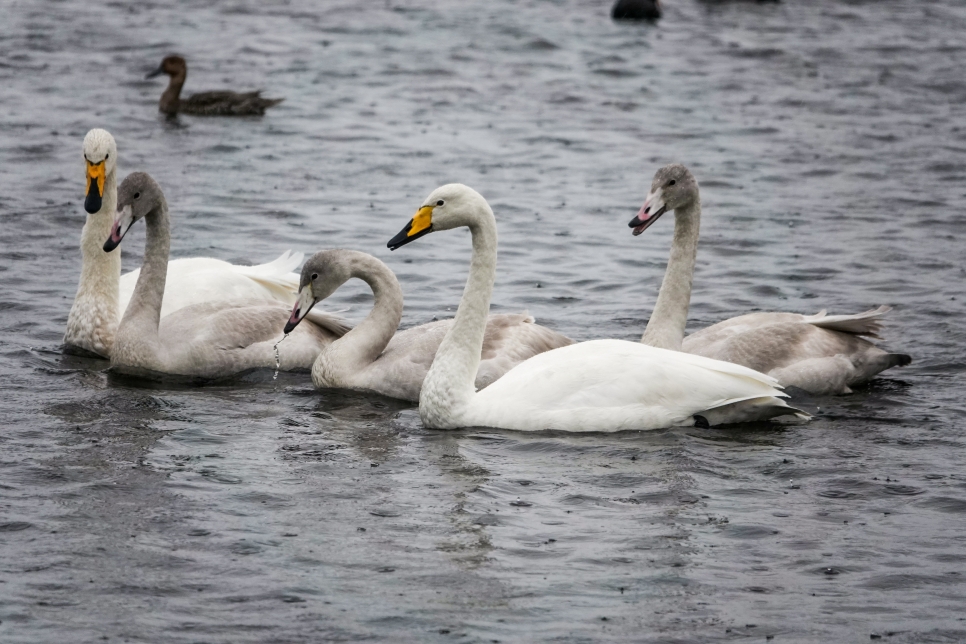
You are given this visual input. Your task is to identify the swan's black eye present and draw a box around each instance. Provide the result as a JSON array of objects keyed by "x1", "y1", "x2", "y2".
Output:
[
  {"x1": 311, "y1": 273, "x2": 318, "y2": 281},
  {"x1": 668, "y1": 180, "x2": 676, "y2": 186},
  {"x1": 436, "y1": 200, "x2": 444, "y2": 206},
  {"x1": 105, "y1": 153, "x2": 109, "y2": 159},
  {"x1": 134, "y1": 192, "x2": 140, "y2": 199}
]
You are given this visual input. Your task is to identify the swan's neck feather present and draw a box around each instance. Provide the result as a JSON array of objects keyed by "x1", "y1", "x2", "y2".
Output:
[
  {"x1": 65, "y1": 169, "x2": 120, "y2": 357},
  {"x1": 312, "y1": 253, "x2": 404, "y2": 387},
  {"x1": 113, "y1": 201, "x2": 170, "y2": 368},
  {"x1": 419, "y1": 211, "x2": 498, "y2": 428},
  {"x1": 641, "y1": 198, "x2": 700, "y2": 351}
]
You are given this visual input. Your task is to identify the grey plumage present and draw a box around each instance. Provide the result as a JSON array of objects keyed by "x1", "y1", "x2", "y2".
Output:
[{"x1": 292, "y1": 249, "x2": 574, "y2": 402}]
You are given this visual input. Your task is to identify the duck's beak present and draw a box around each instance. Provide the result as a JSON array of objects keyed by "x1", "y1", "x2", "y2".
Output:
[
  {"x1": 85, "y1": 160, "x2": 106, "y2": 214},
  {"x1": 628, "y1": 188, "x2": 667, "y2": 236},
  {"x1": 284, "y1": 283, "x2": 315, "y2": 334},
  {"x1": 103, "y1": 204, "x2": 134, "y2": 252},
  {"x1": 388, "y1": 205, "x2": 434, "y2": 250},
  {"x1": 146, "y1": 65, "x2": 164, "y2": 79}
]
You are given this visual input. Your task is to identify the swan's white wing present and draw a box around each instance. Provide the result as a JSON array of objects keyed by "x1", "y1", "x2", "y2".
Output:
[
  {"x1": 118, "y1": 251, "x2": 303, "y2": 321},
  {"x1": 467, "y1": 339, "x2": 789, "y2": 432}
]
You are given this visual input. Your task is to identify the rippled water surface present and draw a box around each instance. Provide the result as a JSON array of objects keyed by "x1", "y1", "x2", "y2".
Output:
[{"x1": 2, "y1": 0, "x2": 965, "y2": 641}]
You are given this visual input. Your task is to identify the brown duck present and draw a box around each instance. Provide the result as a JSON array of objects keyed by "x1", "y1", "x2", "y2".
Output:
[{"x1": 147, "y1": 56, "x2": 283, "y2": 117}]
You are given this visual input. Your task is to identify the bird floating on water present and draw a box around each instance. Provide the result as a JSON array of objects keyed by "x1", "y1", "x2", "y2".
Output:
[
  {"x1": 146, "y1": 55, "x2": 283, "y2": 117},
  {"x1": 630, "y1": 163, "x2": 911, "y2": 394}
]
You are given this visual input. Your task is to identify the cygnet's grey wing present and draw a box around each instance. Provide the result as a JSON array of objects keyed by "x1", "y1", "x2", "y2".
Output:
[
  {"x1": 683, "y1": 309, "x2": 909, "y2": 394},
  {"x1": 364, "y1": 314, "x2": 573, "y2": 401},
  {"x1": 475, "y1": 313, "x2": 574, "y2": 389},
  {"x1": 683, "y1": 312, "x2": 809, "y2": 352},
  {"x1": 157, "y1": 300, "x2": 336, "y2": 377},
  {"x1": 364, "y1": 321, "x2": 450, "y2": 401}
]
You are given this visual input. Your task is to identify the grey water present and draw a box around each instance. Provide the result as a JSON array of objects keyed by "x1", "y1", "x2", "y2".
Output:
[{"x1": 1, "y1": 0, "x2": 965, "y2": 641}]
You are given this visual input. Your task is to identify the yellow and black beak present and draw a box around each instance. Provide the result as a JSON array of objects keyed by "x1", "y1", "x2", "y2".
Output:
[
  {"x1": 388, "y1": 205, "x2": 434, "y2": 250},
  {"x1": 84, "y1": 160, "x2": 106, "y2": 214}
]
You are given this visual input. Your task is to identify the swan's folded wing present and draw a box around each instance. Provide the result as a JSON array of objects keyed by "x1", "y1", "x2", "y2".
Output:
[
  {"x1": 802, "y1": 305, "x2": 890, "y2": 338},
  {"x1": 472, "y1": 339, "x2": 788, "y2": 430},
  {"x1": 223, "y1": 250, "x2": 303, "y2": 301},
  {"x1": 119, "y1": 252, "x2": 303, "y2": 320},
  {"x1": 303, "y1": 309, "x2": 352, "y2": 338}
]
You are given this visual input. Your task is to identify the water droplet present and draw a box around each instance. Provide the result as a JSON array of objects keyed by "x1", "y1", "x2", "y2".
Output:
[{"x1": 273, "y1": 334, "x2": 287, "y2": 380}]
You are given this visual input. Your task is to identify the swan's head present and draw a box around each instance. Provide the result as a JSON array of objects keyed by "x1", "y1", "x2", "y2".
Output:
[
  {"x1": 103, "y1": 172, "x2": 163, "y2": 253},
  {"x1": 388, "y1": 183, "x2": 489, "y2": 250},
  {"x1": 628, "y1": 164, "x2": 698, "y2": 236},
  {"x1": 284, "y1": 250, "x2": 353, "y2": 334},
  {"x1": 83, "y1": 129, "x2": 118, "y2": 214},
  {"x1": 146, "y1": 55, "x2": 187, "y2": 79}
]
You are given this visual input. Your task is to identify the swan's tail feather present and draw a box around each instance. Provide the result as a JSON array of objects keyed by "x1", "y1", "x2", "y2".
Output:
[
  {"x1": 304, "y1": 309, "x2": 352, "y2": 338},
  {"x1": 230, "y1": 250, "x2": 304, "y2": 301},
  {"x1": 803, "y1": 305, "x2": 892, "y2": 338},
  {"x1": 696, "y1": 396, "x2": 810, "y2": 426}
]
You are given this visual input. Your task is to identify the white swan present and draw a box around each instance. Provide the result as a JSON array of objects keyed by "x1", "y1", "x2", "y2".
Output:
[
  {"x1": 283, "y1": 249, "x2": 573, "y2": 401},
  {"x1": 65, "y1": 129, "x2": 303, "y2": 358},
  {"x1": 629, "y1": 164, "x2": 911, "y2": 394},
  {"x1": 386, "y1": 184, "x2": 804, "y2": 432},
  {"x1": 104, "y1": 172, "x2": 348, "y2": 379}
]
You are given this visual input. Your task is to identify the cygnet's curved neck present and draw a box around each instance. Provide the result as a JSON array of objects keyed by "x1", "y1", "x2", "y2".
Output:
[
  {"x1": 419, "y1": 208, "x2": 498, "y2": 421},
  {"x1": 160, "y1": 70, "x2": 186, "y2": 115},
  {"x1": 318, "y1": 253, "x2": 404, "y2": 378},
  {"x1": 65, "y1": 168, "x2": 121, "y2": 355},
  {"x1": 121, "y1": 200, "x2": 170, "y2": 337},
  {"x1": 640, "y1": 198, "x2": 700, "y2": 351}
]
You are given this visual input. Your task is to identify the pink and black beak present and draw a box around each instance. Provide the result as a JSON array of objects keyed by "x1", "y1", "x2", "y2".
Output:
[
  {"x1": 103, "y1": 204, "x2": 135, "y2": 252},
  {"x1": 628, "y1": 188, "x2": 667, "y2": 236},
  {"x1": 284, "y1": 283, "x2": 316, "y2": 334}
]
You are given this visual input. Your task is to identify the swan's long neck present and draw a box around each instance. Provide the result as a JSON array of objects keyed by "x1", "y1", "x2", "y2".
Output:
[
  {"x1": 65, "y1": 169, "x2": 120, "y2": 356},
  {"x1": 160, "y1": 71, "x2": 185, "y2": 115},
  {"x1": 419, "y1": 210, "x2": 498, "y2": 426},
  {"x1": 640, "y1": 198, "x2": 700, "y2": 351},
  {"x1": 119, "y1": 201, "x2": 170, "y2": 341},
  {"x1": 315, "y1": 254, "x2": 404, "y2": 381}
]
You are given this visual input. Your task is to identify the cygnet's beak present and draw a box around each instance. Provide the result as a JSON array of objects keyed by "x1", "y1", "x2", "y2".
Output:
[
  {"x1": 103, "y1": 204, "x2": 134, "y2": 252},
  {"x1": 388, "y1": 205, "x2": 434, "y2": 250},
  {"x1": 85, "y1": 160, "x2": 106, "y2": 214},
  {"x1": 284, "y1": 284, "x2": 315, "y2": 334},
  {"x1": 628, "y1": 189, "x2": 667, "y2": 236},
  {"x1": 146, "y1": 65, "x2": 164, "y2": 79}
]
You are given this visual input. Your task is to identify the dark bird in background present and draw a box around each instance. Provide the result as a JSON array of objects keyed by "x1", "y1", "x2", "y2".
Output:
[
  {"x1": 146, "y1": 56, "x2": 284, "y2": 117},
  {"x1": 612, "y1": 0, "x2": 661, "y2": 21}
]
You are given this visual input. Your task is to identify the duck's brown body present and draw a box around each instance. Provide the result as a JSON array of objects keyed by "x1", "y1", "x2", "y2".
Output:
[{"x1": 148, "y1": 56, "x2": 283, "y2": 117}]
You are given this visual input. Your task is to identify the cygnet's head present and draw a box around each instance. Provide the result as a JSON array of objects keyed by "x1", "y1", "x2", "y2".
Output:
[
  {"x1": 628, "y1": 164, "x2": 699, "y2": 236},
  {"x1": 284, "y1": 250, "x2": 355, "y2": 334},
  {"x1": 146, "y1": 55, "x2": 187, "y2": 79},
  {"x1": 387, "y1": 183, "x2": 489, "y2": 251},
  {"x1": 103, "y1": 172, "x2": 164, "y2": 253},
  {"x1": 82, "y1": 128, "x2": 118, "y2": 214}
]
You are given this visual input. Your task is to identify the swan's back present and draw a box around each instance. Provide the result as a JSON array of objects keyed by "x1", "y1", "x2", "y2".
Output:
[
  {"x1": 340, "y1": 313, "x2": 572, "y2": 402},
  {"x1": 118, "y1": 252, "x2": 301, "y2": 321},
  {"x1": 114, "y1": 299, "x2": 344, "y2": 379},
  {"x1": 465, "y1": 339, "x2": 796, "y2": 432},
  {"x1": 682, "y1": 307, "x2": 910, "y2": 394}
]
